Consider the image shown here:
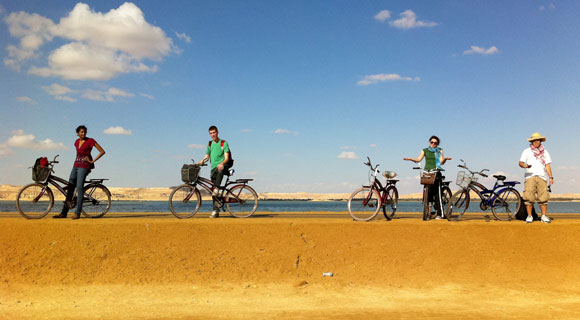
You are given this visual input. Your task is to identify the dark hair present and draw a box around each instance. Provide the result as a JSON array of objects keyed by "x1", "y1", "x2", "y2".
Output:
[
  {"x1": 208, "y1": 125, "x2": 218, "y2": 132},
  {"x1": 429, "y1": 135, "x2": 440, "y2": 144},
  {"x1": 76, "y1": 125, "x2": 88, "y2": 133}
]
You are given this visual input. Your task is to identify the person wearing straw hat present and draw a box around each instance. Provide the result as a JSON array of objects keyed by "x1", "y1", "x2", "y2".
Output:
[{"x1": 519, "y1": 132, "x2": 553, "y2": 223}]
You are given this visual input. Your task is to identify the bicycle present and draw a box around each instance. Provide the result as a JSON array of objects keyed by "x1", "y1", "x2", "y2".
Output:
[
  {"x1": 412, "y1": 164, "x2": 452, "y2": 221},
  {"x1": 445, "y1": 160, "x2": 522, "y2": 221},
  {"x1": 16, "y1": 155, "x2": 112, "y2": 219},
  {"x1": 169, "y1": 161, "x2": 258, "y2": 218},
  {"x1": 347, "y1": 157, "x2": 399, "y2": 221}
]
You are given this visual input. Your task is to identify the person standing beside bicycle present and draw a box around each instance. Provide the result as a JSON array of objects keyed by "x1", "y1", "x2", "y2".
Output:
[
  {"x1": 53, "y1": 125, "x2": 105, "y2": 220},
  {"x1": 519, "y1": 132, "x2": 553, "y2": 224},
  {"x1": 197, "y1": 125, "x2": 232, "y2": 218},
  {"x1": 404, "y1": 135, "x2": 452, "y2": 219}
]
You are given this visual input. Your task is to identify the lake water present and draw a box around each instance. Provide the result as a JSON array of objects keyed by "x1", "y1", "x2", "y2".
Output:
[{"x1": 2, "y1": 200, "x2": 580, "y2": 214}]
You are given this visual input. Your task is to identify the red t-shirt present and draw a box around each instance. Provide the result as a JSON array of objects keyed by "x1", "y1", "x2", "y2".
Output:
[{"x1": 74, "y1": 138, "x2": 96, "y2": 169}]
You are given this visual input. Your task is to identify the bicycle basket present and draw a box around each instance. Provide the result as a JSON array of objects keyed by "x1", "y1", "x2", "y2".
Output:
[
  {"x1": 32, "y1": 166, "x2": 51, "y2": 183},
  {"x1": 181, "y1": 164, "x2": 200, "y2": 183},
  {"x1": 456, "y1": 171, "x2": 476, "y2": 188},
  {"x1": 420, "y1": 171, "x2": 436, "y2": 185}
]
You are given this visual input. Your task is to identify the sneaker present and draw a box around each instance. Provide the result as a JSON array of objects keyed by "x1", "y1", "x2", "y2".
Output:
[
  {"x1": 525, "y1": 215, "x2": 533, "y2": 223},
  {"x1": 209, "y1": 210, "x2": 219, "y2": 218},
  {"x1": 212, "y1": 188, "x2": 220, "y2": 197},
  {"x1": 541, "y1": 215, "x2": 551, "y2": 224},
  {"x1": 435, "y1": 215, "x2": 444, "y2": 220}
]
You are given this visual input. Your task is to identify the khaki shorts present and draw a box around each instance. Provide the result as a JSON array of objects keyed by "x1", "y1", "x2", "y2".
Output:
[{"x1": 523, "y1": 176, "x2": 550, "y2": 205}]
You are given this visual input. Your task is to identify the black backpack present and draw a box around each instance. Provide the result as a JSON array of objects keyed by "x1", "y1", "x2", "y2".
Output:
[
  {"x1": 514, "y1": 197, "x2": 539, "y2": 221},
  {"x1": 208, "y1": 140, "x2": 234, "y2": 167}
]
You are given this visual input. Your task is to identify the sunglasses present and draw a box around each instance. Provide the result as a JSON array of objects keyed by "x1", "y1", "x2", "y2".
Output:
[{"x1": 430, "y1": 141, "x2": 438, "y2": 145}]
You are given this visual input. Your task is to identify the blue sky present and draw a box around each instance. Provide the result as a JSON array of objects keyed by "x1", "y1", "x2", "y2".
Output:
[{"x1": 1, "y1": 1, "x2": 579, "y2": 195}]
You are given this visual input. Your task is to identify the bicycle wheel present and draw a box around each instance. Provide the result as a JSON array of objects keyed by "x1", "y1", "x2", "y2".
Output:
[
  {"x1": 382, "y1": 186, "x2": 398, "y2": 220},
  {"x1": 440, "y1": 186, "x2": 452, "y2": 218},
  {"x1": 81, "y1": 184, "x2": 112, "y2": 218},
  {"x1": 491, "y1": 188, "x2": 521, "y2": 221},
  {"x1": 16, "y1": 183, "x2": 54, "y2": 219},
  {"x1": 446, "y1": 189, "x2": 470, "y2": 221},
  {"x1": 422, "y1": 186, "x2": 430, "y2": 221},
  {"x1": 348, "y1": 187, "x2": 381, "y2": 221},
  {"x1": 169, "y1": 184, "x2": 201, "y2": 219},
  {"x1": 225, "y1": 185, "x2": 259, "y2": 218}
]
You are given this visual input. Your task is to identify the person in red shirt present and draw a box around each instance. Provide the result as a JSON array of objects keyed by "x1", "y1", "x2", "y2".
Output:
[{"x1": 53, "y1": 125, "x2": 105, "y2": 219}]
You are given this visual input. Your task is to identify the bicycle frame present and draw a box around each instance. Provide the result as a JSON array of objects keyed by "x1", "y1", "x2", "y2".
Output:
[{"x1": 186, "y1": 172, "x2": 252, "y2": 206}]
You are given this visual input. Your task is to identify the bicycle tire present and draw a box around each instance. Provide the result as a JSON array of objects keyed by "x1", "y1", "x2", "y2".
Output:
[
  {"x1": 441, "y1": 186, "x2": 452, "y2": 218},
  {"x1": 81, "y1": 184, "x2": 112, "y2": 218},
  {"x1": 16, "y1": 183, "x2": 54, "y2": 219},
  {"x1": 382, "y1": 185, "x2": 398, "y2": 220},
  {"x1": 348, "y1": 187, "x2": 381, "y2": 221},
  {"x1": 169, "y1": 184, "x2": 201, "y2": 219},
  {"x1": 446, "y1": 189, "x2": 470, "y2": 221},
  {"x1": 225, "y1": 185, "x2": 259, "y2": 218},
  {"x1": 491, "y1": 188, "x2": 521, "y2": 221},
  {"x1": 422, "y1": 186, "x2": 430, "y2": 221}
]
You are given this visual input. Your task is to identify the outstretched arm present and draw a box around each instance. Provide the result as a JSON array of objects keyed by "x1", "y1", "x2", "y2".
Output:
[
  {"x1": 404, "y1": 150, "x2": 425, "y2": 163},
  {"x1": 197, "y1": 154, "x2": 210, "y2": 166},
  {"x1": 440, "y1": 149, "x2": 452, "y2": 165}
]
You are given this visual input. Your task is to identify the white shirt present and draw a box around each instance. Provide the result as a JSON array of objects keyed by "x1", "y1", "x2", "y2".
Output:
[{"x1": 520, "y1": 147, "x2": 551, "y2": 181}]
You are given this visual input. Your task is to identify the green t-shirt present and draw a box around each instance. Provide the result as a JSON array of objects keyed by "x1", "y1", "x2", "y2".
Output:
[
  {"x1": 206, "y1": 139, "x2": 230, "y2": 169},
  {"x1": 423, "y1": 148, "x2": 437, "y2": 171}
]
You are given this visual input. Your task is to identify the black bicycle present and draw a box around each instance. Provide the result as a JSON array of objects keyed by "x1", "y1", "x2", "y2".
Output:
[
  {"x1": 412, "y1": 164, "x2": 452, "y2": 221},
  {"x1": 16, "y1": 155, "x2": 111, "y2": 219},
  {"x1": 169, "y1": 161, "x2": 258, "y2": 218}
]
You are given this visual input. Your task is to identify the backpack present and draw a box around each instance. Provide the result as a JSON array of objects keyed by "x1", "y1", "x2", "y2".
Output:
[
  {"x1": 208, "y1": 139, "x2": 234, "y2": 167},
  {"x1": 514, "y1": 197, "x2": 539, "y2": 221},
  {"x1": 32, "y1": 157, "x2": 51, "y2": 182}
]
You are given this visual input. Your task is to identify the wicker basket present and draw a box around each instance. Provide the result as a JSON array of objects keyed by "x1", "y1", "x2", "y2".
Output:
[
  {"x1": 456, "y1": 171, "x2": 477, "y2": 188},
  {"x1": 181, "y1": 164, "x2": 200, "y2": 183}
]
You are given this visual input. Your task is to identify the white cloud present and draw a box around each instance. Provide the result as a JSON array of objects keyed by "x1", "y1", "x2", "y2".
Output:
[
  {"x1": 1, "y1": 129, "x2": 67, "y2": 153},
  {"x1": 358, "y1": 73, "x2": 420, "y2": 86},
  {"x1": 340, "y1": 146, "x2": 355, "y2": 150},
  {"x1": 188, "y1": 144, "x2": 205, "y2": 149},
  {"x1": 338, "y1": 151, "x2": 359, "y2": 160},
  {"x1": 463, "y1": 45, "x2": 499, "y2": 55},
  {"x1": 369, "y1": 144, "x2": 377, "y2": 148},
  {"x1": 82, "y1": 87, "x2": 135, "y2": 102},
  {"x1": 539, "y1": 3, "x2": 556, "y2": 11},
  {"x1": 390, "y1": 10, "x2": 438, "y2": 29},
  {"x1": 55, "y1": 95, "x2": 77, "y2": 102},
  {"x1": 176, "y1": 32, "x2": 192, "y2": 43},
  {"x1": 140, "y1": 93, "x2": 155, "y2": 100},
  {"x1": 273, "y1": 128, "x2": 299, "y2": 136},
  {"x1": 16, "y1": 96, "x2": 36, "y2": 104},
  {"x1": 5, "y1": 2, "x2": 175, "y2": 80},
  {"x1": 374, "y1": 10, "x2": 392, "y2": 22},
  {"x1": 241, "y1": 129, "x2": 252, "y2": 133},
  {"x1": 104, "y1": 126, "x2": 132, "y2": 135},
  {"x1": 41, "y1": 83, "x2": 74, "y2": 96}
]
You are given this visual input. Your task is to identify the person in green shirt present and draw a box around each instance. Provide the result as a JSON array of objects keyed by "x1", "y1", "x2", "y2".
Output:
[
  {"x1": 197, "y1": 125, "x2": 232, "y2": 218},
  {"x1": 404, "y1": 135, "x2": 452, "y2": 219}
]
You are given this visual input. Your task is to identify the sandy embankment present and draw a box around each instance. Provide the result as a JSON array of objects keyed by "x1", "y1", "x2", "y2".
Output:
[{"x1": 1, "y1": 215, "x2": 580, "y2": 319}]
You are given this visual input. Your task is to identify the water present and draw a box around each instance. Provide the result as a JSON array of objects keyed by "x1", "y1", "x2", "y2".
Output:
[{"x1": 2, "y1": 200, "x2": 580, "y2": 213}]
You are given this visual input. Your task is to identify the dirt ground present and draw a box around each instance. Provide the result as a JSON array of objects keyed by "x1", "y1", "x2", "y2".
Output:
[{"x1": 1, "y1": 212, "x2": 580, "y2": 319}]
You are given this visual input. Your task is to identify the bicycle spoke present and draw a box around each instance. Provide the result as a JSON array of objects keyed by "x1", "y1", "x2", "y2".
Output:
[
  {"x1": 16, "y1": 184, "x2": 54, "y2": 219},
  {"x1": 492, "y1": 189, "x2": 521, "y2": 221}
]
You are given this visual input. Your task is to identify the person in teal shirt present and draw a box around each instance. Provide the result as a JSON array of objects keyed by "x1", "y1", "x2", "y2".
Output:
[
  {"x1": 197, "y1": 125, "x2": 232, "y2": 218},
  {"x1": 404, "y1": 136, "x2": 452, "y2": 219}
]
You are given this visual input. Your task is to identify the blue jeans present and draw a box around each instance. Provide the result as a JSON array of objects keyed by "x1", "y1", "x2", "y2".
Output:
[{"x1": 61, "y1": 167, "x2": 90, "y2": 216}]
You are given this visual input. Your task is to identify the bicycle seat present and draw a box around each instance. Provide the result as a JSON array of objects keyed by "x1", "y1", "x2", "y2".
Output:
[
  {"x1": 493, "y1": 175, "x2": 506, "y2": 181},
  {"x1": 225, "y1": 168, "x2": 235, "y2": 176}
]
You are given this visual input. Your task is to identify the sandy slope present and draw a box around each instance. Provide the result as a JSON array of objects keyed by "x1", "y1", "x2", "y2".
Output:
[{"x1": 1, "y1": 214, "x2": 580, "y2": 319}]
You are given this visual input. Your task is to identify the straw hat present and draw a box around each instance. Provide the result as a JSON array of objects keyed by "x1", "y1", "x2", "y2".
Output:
[{"x1": 527, "y1": 132, "x2": 546, "y2": 142}]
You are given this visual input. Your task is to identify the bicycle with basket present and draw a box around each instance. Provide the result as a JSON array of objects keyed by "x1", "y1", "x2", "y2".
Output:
[
  {"x1": 16, "y1": 155, "x2": 111, "y2": 219},
  {"x1": 445, "y1": 160, "x2": 522, "y2": 221},
  {"x1": 168, "y1": 160, "x2": 258, "y2": 218}
]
